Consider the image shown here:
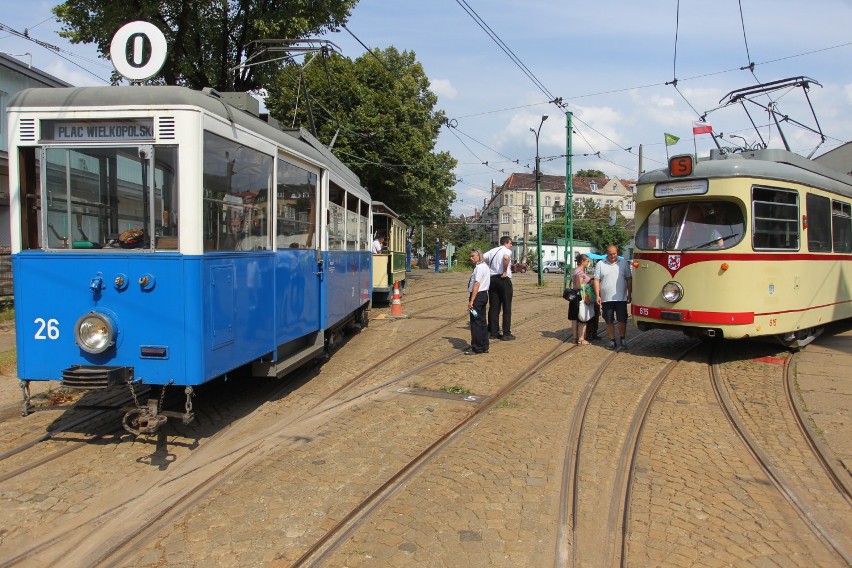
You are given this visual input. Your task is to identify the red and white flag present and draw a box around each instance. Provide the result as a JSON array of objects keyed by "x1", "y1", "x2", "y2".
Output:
[{"x1": 693, "y1": 121, "x2": 713, "y2": 135}]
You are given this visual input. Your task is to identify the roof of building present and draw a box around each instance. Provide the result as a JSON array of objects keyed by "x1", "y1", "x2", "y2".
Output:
[{"x1": 0, "y1": 53, "x2": 73, "y2": 87}]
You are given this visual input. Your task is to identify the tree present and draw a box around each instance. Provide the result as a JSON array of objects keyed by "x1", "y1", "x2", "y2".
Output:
[
  {"x1": 53, "y1": 0, "x2": 358, "y2": 90},
  {"x1": 576, "y1": 169, "x2": 605, "y2": 178},
  {"x1": 541, "y1": 198, "x2": 630, "y2": 252},
  {"x1": 266, "y1": 48, "x2": 457, "y2": 222}
]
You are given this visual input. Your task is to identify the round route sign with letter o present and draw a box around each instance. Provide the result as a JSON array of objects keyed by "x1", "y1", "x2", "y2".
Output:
[{"x1": 110, "y1": 21, "x2": 167, "y2": 81}]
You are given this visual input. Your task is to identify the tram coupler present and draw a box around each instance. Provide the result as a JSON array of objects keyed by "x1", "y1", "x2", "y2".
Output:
[{"x1": 20, "y1": 380, "x2": 31, "y2": 417}]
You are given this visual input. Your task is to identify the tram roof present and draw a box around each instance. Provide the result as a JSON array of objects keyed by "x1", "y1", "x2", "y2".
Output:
[
  {"x1": 371, "y1": 201, "x2": 401, "y2": 219},
  {"x1": 8, "y1": 85, "x2": 367, "y2": 198},
  {"x1": 639, "y1": 148, "x2": 852, "y2": 199}
]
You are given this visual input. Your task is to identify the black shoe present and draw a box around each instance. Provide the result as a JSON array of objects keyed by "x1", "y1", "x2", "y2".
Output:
[
  {"x1": 464, "y1": 349, "x2": 484, "y2": 355},
  {"x1": 501, "y1": 334, "x2": 516, "y2": 341}
]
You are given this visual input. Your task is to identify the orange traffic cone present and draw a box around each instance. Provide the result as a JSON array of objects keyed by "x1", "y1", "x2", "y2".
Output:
[{"x1": 388, "y1": 281, "x2": 409, "y2": 319}]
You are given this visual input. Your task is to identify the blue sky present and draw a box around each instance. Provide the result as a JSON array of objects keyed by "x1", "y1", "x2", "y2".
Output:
[{"x1": 3, "y1": 0, "x2": 851, "y2": 216}]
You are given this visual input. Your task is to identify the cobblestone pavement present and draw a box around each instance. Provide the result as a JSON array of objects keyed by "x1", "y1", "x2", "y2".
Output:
[{"x1": 0, "y1": 271, "x2": 849, "y2": 567}]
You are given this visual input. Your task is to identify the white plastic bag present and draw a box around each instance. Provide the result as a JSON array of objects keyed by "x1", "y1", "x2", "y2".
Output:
[{"x1": 578, "y1": 300, "x2": 593, "y2": 322}]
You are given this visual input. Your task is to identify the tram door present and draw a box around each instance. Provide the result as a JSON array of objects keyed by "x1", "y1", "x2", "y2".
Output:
[{"x1": 275, "y1": 158, "x2": 321, "y2": 338}]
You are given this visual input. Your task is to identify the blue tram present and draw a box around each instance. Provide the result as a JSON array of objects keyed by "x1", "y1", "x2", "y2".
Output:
[{"x1": 6, "y1": 86, "x2": 373, "y2": 433}]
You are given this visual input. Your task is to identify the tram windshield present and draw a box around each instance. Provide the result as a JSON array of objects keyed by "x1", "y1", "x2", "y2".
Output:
[
  {"x1": 636, "y1": 201, "x2": 744, "y2": 251},
  {"x1": 43, "y1": 146, "x2": 178, "y2": 250}
]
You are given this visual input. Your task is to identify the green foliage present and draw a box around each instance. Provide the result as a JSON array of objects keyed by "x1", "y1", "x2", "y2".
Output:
[
  {"x1": 266, "y1": 48, "x2": 457, "y2": 222},
  {"x1": 52, "y1": 0, "x2": 358, "y2": 90},
  {"x1": 448, "y1": 216, "x2": 488, "y2": 250},
  {"x1": 455, "y1": 239, "x2": 493, "y2": 269},
  {"x1": 441, "y1": 385, "x2": 471, "y2": 395},
  {"x1": 541, "y1": 198, "x2": 630, "y2": 252},
  {"x1": 576, "y1": 169, "x2": 605, "y2": 178}
]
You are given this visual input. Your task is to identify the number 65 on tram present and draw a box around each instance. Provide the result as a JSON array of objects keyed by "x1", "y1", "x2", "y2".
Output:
[{"x1": 631, "y1": 149, "x2": 852, "y2": 348}]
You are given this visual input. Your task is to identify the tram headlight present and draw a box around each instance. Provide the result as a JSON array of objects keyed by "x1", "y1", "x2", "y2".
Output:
[
  {"x1": 75, "y1": 312, "x2": 116, "y2": 354},
  {"x1": 661, "y1": 281, "x2": 684, "y2": 303}
]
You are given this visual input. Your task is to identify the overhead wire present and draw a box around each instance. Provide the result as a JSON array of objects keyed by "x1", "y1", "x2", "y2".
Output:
[
  {"x1": 0, "y1": 21, "x2": 111, "y2": 83},
  {"x1": 454, "y1": 0, "x2": 556, "y2": 102}
]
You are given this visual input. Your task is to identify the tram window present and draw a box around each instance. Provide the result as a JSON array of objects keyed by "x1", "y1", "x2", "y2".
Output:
[
  {"x1": 276, "y1": 158, "x2": 317, "y2": 250},
  {"x1": 833, "y1": 200, "x2": 852, "y2": 253},
  {"x1": 42, "y1": 146, "x2": 179, "y2": 251},
  {"x1": 805, "y1": 194, "x2": 831, "y2": 252},
  {"x1": 346, "y1": 195, "x2": 359, "y2": 250},
  {"x1": 328, "y1": 184, "x2": 345, "y2": 250},
  {"x1": 360, "y1": 201, "x2": 370, "y2": 251},
  {"x1": 202, "y1": 132, "x2": 272, "y2": 252},
  {"x1": 752, "y1": 187, "x2": 799, "y2": 250},
  {"x1": 17, "y1": 147, "x2": 41, "y2": 250},
  {"x1": 635, "y1": 201, "x2": 744, "y2": 250}
]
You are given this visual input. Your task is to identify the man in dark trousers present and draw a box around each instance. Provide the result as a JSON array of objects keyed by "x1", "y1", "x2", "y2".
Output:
[{"x1": 484, "y1": 236, "x2": 515, "y2": 340}]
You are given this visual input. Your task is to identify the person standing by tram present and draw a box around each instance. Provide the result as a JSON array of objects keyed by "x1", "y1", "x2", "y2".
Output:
[
  {"x1": 593, "y1": 244, "x2": 633, "y2": 350},
  {"x1": 569, "y1": 253, "x2": 593, "y2": 345},
  {"x1": 484, "y1": 236, "x2": 515, "y2": 341},
  {"x1": 372, "y1": 235, "x2": 385, "y2": 254},
  {"x1": 465, "y1": 248, "x2": 490, "y2": 355}
]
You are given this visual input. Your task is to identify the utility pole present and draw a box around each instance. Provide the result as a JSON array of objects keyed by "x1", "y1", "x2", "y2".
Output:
[
  {"x1": 530, "y1": 115, "x2": 548, "y2": 286},
  {"x1": 564, "y1": 110, "x2": 574, "y2": 289}
]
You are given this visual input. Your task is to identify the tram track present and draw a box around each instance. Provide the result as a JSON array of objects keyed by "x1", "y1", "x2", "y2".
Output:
[
  {"x1": 290, "y1": 330, "x2": 578, "y2": 567},
  {"x1": 0, "y1": 285, "x2": 566, "y2": 566},
  {"x1": 86, "y1": 297, "x2": 565, "y2": 566},
  {"x1": 785, "y1": 351, "x2": 852, "y2": 502},
  {"x1": 710, "y1": 345, "x2": 852, "y2": 565},
  {"x1": 556, "y1": 331, "x2": 701, "y2": 567}
]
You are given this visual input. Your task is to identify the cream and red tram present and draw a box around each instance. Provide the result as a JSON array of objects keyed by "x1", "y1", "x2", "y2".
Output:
[{"x1": 631, "y1": 149, "x2": 852, "y2": 348}]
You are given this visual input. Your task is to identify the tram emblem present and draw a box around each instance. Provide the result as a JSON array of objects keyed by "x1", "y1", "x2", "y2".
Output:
[{"x1": 667, "y1": 254, "x2": 681, "y2": 272}]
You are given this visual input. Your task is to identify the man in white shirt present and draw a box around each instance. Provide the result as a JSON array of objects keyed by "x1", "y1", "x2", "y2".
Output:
[
  {"x1": 372, "y1": 235, "x2": 385, "y2": 254},
  {"x1": 466, "y1": 248, "x2": 491, "y2": 354},
  {"x1": 592, "y1": 244, "x2": 632, "y2": 350},
  {"x1": 483, "y1": 236, "x2": 514, "y2": 340}
]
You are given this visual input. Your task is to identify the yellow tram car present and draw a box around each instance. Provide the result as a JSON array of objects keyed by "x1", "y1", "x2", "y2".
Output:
[
  {"x1": 371, "y1": 202, "x2": 408, "y2": 303},
  {"x1": 631, "y1": 149, "x2": 852, "y2": 348}
]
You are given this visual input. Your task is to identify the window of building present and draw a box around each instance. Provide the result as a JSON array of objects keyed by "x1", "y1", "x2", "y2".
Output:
[
  {"x1": 502, "y1": 212, "x2": 510, "y2": 223},
  {"x1": 545, "y1": 196, "x2": 551, "y2": 206},
  {"x1": 590, "y1": 182, "x2": 598, "y2": 192}
]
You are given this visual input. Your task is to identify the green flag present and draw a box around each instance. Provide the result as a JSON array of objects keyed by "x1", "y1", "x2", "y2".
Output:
[{"x1": 664, "y1": 133, "x2": 680, "y2": 146}]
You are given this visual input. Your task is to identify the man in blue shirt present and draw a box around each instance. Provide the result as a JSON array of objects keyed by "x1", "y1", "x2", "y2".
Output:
[{"x1": 592, "y1": 244, "x2": 633, "y2": 350}]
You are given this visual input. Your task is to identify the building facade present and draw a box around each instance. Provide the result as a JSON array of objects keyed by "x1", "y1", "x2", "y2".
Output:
[
  {"x1": 1, "y1": 54, "x2": 72, "y2": 247},
  {"x1": 475, "y1": 172, "x2": 635, "y2": 256}
]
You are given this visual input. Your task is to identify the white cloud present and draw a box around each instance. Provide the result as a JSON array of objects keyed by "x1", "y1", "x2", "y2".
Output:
[{"x1": 430, "y1": 78, "x2": 457, "y2": 100}]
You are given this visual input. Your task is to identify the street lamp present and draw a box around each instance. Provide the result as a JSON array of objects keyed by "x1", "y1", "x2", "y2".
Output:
[{"x1": 530, "y1": 115, "x2": 548, "y2": 286}]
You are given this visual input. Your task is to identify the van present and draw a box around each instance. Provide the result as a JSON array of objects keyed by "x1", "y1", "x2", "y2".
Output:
[{"x1": 535, "y1": 260, "x2": 565, "y2": 274}]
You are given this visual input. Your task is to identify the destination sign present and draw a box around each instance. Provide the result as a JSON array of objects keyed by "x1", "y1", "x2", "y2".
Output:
[
  {"x1": 654, "y1": 179, "x2": 708, "y2": 198},
  {"x1": 42, "y1": 119, "x2": 155, "y2": 142}
]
